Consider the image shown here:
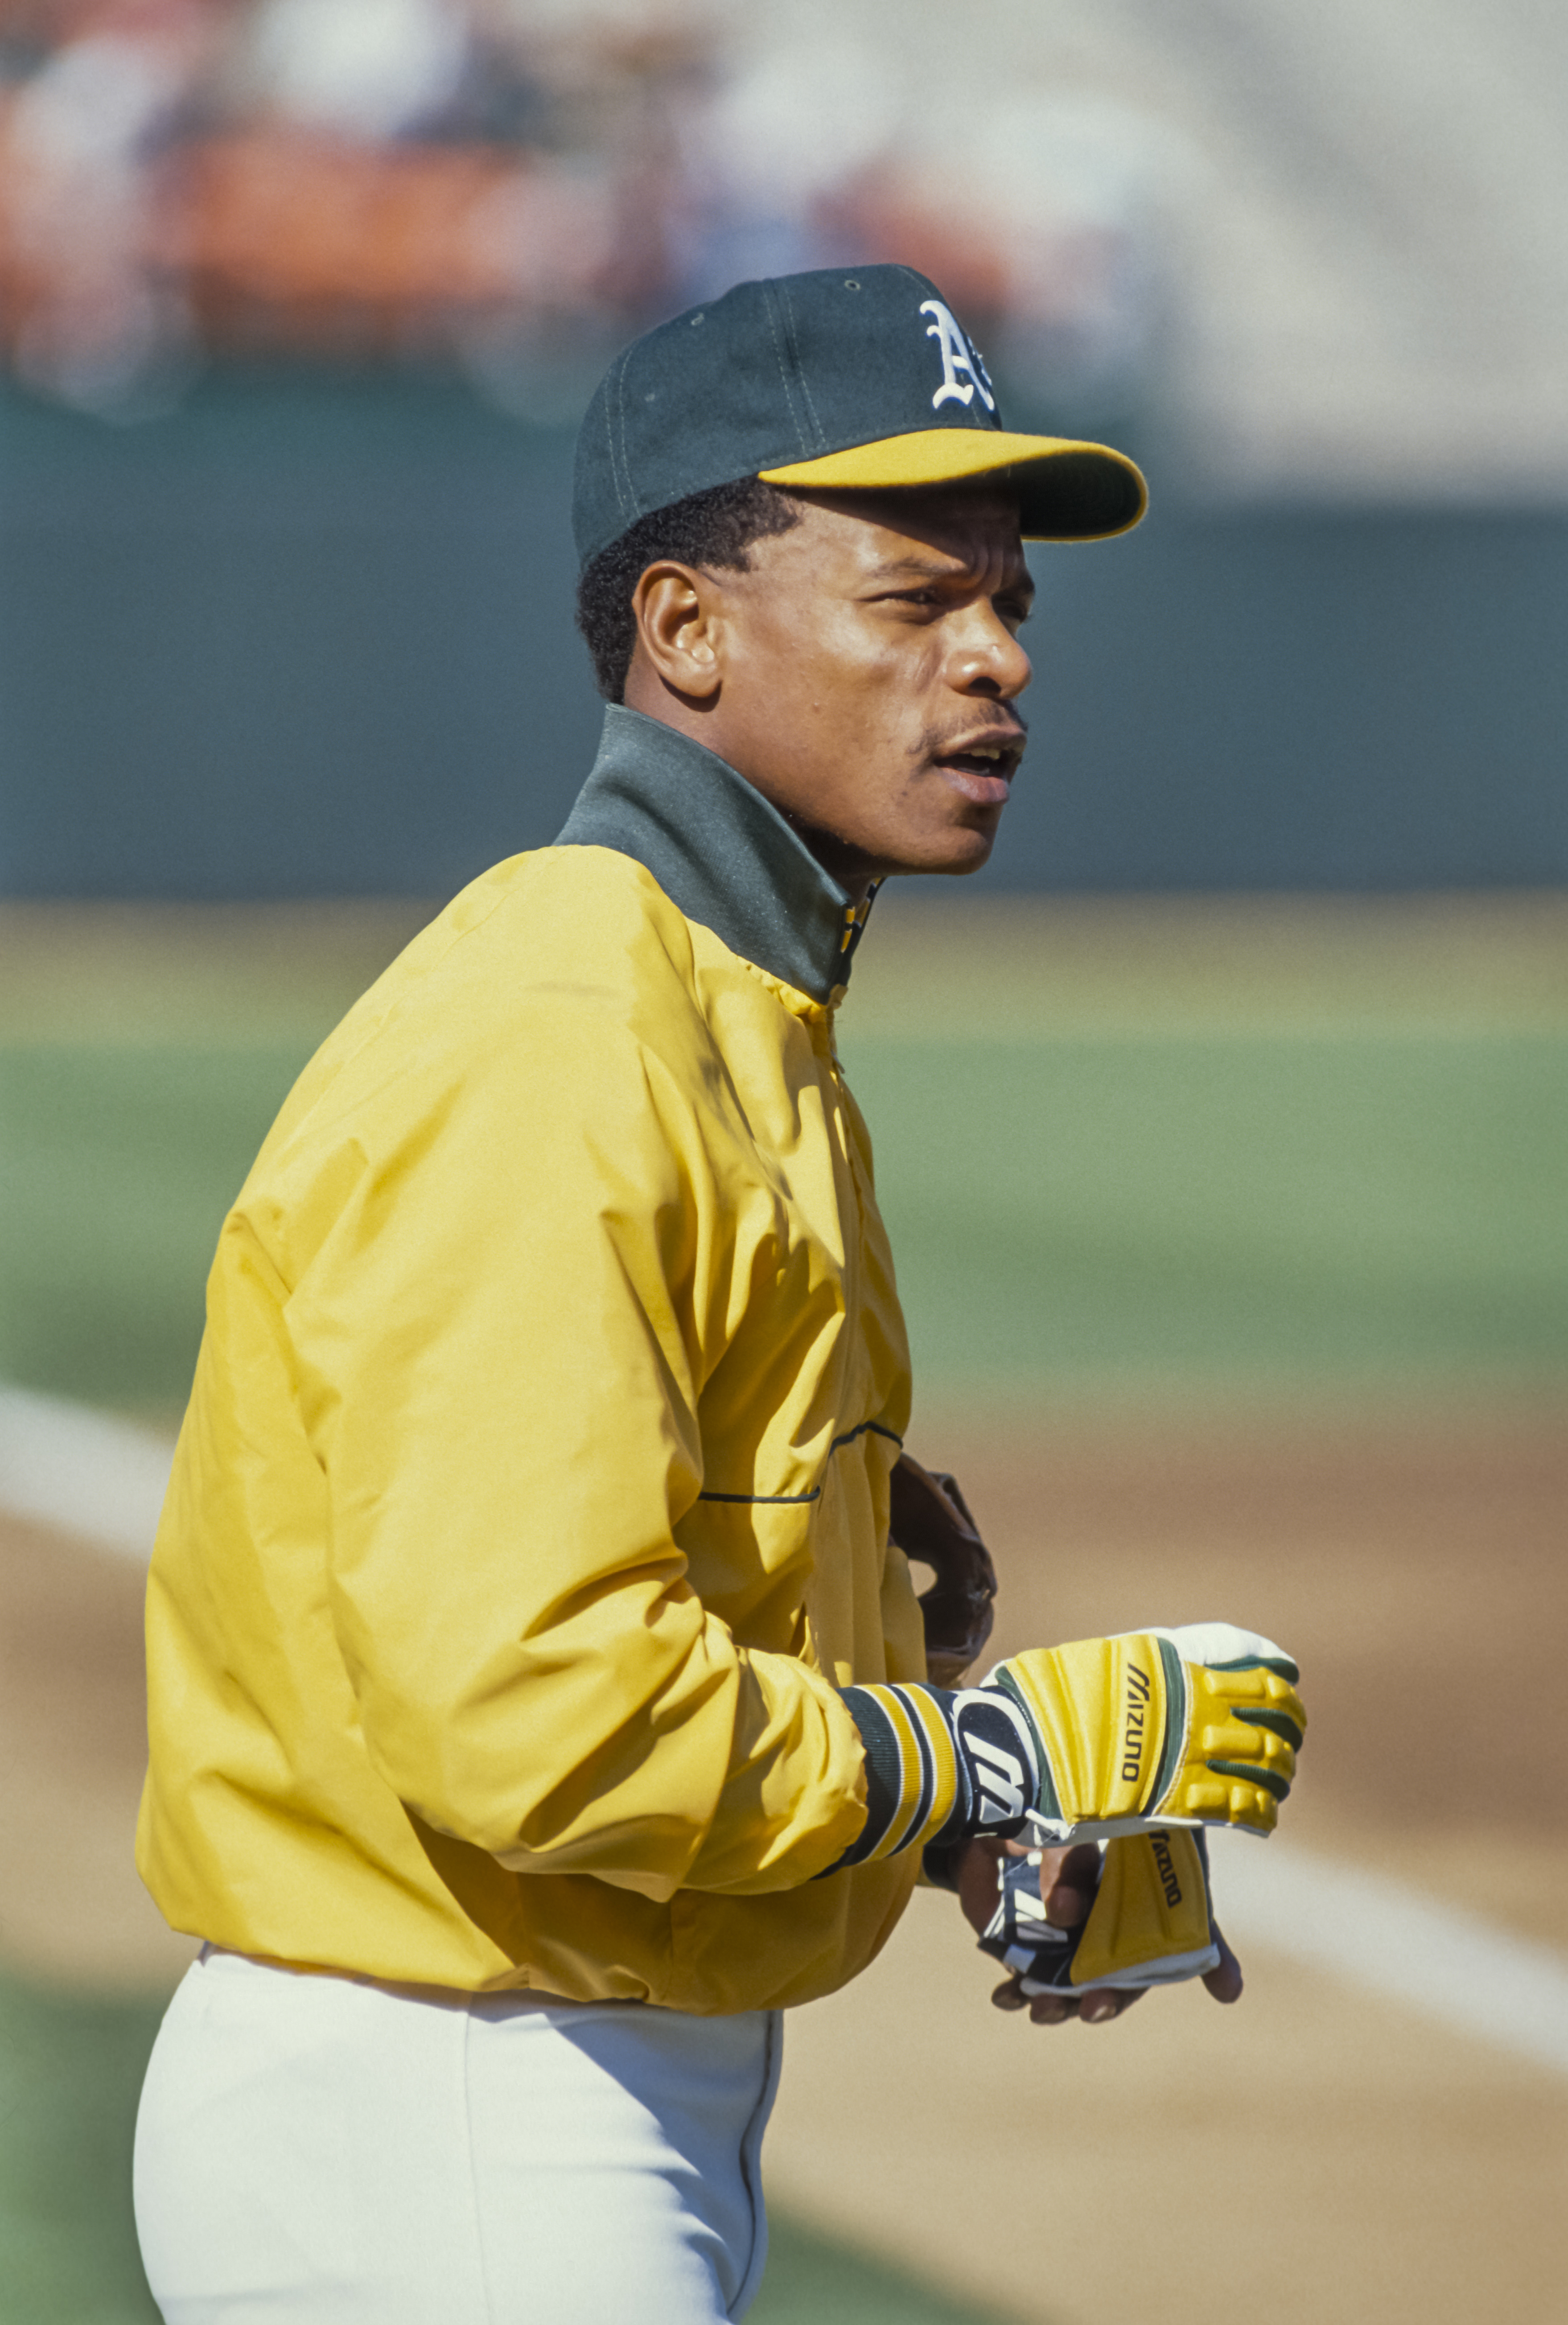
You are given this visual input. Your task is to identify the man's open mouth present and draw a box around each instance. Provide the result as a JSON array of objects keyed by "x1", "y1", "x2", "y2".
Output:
[{"x1": 934, "y1": 734, "x2": 1025, "y2": 785}]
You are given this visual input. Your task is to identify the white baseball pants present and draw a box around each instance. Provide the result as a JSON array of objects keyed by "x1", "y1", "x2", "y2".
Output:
[{"x1": 133, "y1": 1948, "x2": 782, "y2": 2322}]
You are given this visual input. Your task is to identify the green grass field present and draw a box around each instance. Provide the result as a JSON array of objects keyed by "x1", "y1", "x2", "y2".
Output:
[
  {"x1": 4, "y1": 1029, "x2": 1564, "y2": 1412},
  {"x1": 3, "y1": 896, "x2": 1564, "y2": 1414},
  {"x1": 1, "y1": 893, "x2": 1564, "y2": 2323},
  {"x1": 850, "y1": 1029, "x2": 1568, "y2": 1394}
]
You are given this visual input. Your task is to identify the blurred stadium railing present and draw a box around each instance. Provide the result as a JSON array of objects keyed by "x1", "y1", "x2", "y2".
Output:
[
  {"x1": 0, "y1": 0, "x2": 1564, "y2": 902},
  {"x1": 1, "y1": 369, "x2": 1565, "y2": 896}
]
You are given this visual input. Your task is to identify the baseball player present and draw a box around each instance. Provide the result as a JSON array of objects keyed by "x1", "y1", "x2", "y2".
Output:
[{"x1": 133, "y1": 265, "x2": 1304, "y2": 2322}]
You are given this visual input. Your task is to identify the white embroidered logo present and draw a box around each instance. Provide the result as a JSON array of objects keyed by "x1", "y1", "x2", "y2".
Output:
[
  {"x1": 919, "y1": 299, "x2": 996, "y2": 413},
  {"x1": 968, "y1": 1734, "x2": 1027, "y2": 1825}
]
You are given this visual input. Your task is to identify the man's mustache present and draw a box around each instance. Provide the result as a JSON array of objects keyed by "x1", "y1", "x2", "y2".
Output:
[{"x1": 917, "y1": 713, "x2": 1029, "y2": 762}]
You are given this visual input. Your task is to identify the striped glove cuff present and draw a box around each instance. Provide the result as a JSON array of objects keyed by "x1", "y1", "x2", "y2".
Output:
[{"x1": 829, "y1": 1682, "x2": 1042, "y2": 1871}]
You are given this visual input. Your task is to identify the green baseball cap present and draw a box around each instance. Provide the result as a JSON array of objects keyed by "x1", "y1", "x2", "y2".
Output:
[{"x1": 572, "y1": 262, "x2": 1147, "y2": 569}]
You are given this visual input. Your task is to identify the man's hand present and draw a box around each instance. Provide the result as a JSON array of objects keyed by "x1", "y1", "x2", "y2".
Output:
[
  {"x1": 971, "y1": 1623, "x2": 1305, "y2": 1844},
  {"x1": 890, "y1": 1454, "x2": 996, "y2": 1687},
  {"x1": 833, "y1": 1623, "x2": 1302, "y2": 1876},
  {"x1": 955, "y1": 1838, "x2": 1244, "y2": 2026}
]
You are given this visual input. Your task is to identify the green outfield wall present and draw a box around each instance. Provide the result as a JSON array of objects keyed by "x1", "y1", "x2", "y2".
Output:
[{"x1": 1, "y1": 375, "x2": 1565, "y2": 899}]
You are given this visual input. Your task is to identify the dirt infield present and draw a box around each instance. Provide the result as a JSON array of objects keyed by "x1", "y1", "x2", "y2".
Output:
[
  {"x1": 768, "y1": 1401, "x2": 1568, "y2": 2324},
  {"x1": 0, "y1": 1514, "x2": 195, "y2": 1991},
  {"x1": 945, "y1": 1399, "x2": 1568, "y2": 1886},
  {"x1": 5, "y1": 1402, "x2": 1566, "y2": 2321}
]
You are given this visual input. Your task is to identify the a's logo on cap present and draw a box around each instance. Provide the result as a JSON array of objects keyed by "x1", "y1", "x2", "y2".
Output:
[{"x1": 919, "y1": 299, "x2": 996, "y2": 415}]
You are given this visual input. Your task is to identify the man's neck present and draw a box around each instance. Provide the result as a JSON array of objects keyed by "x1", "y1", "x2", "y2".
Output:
[
  {"x1": 618, "y1": 683, "x2": 881, "y2": 905},
  {"x1": 556, "y1": 708, "x2": 877, "y2": 1005}
]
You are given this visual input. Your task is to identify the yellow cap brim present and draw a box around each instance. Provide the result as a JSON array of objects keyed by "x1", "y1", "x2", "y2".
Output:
[{"x1": 759, "y1": 427, "x2": 1147, "y2": 541}]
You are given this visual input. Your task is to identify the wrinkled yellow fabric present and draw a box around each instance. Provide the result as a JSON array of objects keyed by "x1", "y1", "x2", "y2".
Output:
[{"x1": 137, "y1": 846, "x2": 924, "y2": 2011}]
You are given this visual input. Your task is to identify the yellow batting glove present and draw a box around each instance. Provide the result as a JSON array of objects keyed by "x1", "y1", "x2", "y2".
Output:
[
  {"x1": 977, "y1": 1621, "x2": 1305, "y2": 1844},
  {"x1": 980, "y1": 1830, "x2": 1219, "y2": 1997},
  {"x1": 829, "y1": 1623, "x2": 1303, "y2": 1880}
]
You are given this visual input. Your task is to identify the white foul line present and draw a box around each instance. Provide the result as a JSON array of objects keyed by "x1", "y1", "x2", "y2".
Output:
[
  {"x1": 0, "y1": 1383, "x2": 174, "y2": 1563},
  {"x1": 2, "y1": 1381, "x2": 1566, "y2": 2075},
  {"x1": 1211, "y1": 1833, "x2": 1568, "y2": 2077}
]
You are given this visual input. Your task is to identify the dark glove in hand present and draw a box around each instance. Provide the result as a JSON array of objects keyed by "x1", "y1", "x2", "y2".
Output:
[{"x1": 889, "y1": 1453, "x2": 997, "y2": 1687}]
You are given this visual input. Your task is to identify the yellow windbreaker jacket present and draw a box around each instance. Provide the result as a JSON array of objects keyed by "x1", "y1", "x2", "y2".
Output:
[{"x1": 138, "y1": 707, "x2": 926, "y2": 2012}]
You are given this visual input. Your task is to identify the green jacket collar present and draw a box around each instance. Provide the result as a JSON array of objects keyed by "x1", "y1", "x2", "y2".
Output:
[{"x1": 555, "y1": 706, "x2": 873, "y2": 1006}]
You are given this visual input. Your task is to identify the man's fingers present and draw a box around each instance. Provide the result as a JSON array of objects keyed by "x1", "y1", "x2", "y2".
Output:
[
  {"x1": 991, "y1": 1972, "x2": 1147, "y2": 2026},
  {"x1": 1202, "y1": 1925, "x2": 1244, "y2": 2004},
  {"x1": 992, "y1": 1975, "x2": 1074, "y2": 2022},
  {"x1": 957, "y1": 1836, "x2": 1008, "y2": 1936},
  {"x1": 1037, "y1": 1840, "x2": 1101, "y2": 1928},
  {"x1": 1076, "y1": 1985, "x2": 1145, "y2": 2025},
  {"x1": 1041, "y1": 1878, "x2": 1097, "y2": 1929},
  {"x1": 988, "y1": 1848, "x2": 1234, "y2": 2020},
  {"x1": 1027, "y1": 1991, "x2": 1077, "y2": 2024},
  {"x1": 1023, "y1": 1983, "x2": 1143, "y2": 2025}
]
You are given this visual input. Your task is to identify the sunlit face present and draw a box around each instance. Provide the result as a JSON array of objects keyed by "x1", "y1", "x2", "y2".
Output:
[{"x1": 623, "y1": 484, "x2": 1034, "y2": 893}]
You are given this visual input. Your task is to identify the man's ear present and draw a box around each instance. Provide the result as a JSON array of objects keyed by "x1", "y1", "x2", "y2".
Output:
[{"x1": 630, "y1": 561, "x2": 724, "y2": 702}]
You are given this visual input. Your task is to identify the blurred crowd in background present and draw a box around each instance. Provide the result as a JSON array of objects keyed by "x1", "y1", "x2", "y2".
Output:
[
  {"x1": 0, "y1": 0, "x2": 1168, "y2": 425},
  {"x1": 4, "y1": 0, "x2": 1565, "y2": 905}
]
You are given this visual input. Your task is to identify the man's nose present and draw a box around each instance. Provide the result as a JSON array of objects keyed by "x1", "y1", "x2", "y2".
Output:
[{"x1": 949, "y1": 608, "x2": 1031, "y2": 700}]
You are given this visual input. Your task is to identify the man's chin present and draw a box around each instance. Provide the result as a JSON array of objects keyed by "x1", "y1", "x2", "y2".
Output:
[{"x1": 887, "y1": 821, "x2": 1000, "y2": 879}]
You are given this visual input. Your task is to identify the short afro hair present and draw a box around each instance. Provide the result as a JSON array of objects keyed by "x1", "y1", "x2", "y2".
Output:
[{"x1": 575, "y1": 474, "x2": 803, "y2": 704}]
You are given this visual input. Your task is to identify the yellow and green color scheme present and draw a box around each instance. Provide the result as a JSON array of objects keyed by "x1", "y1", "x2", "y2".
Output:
[
  {"x1": 833, "y1": 1623, "x2": 1305, "y2": 1872},
  {"x1": 979, "y1": 1829, "x2": 1219, "y2": 1997},
  {"x1": 996, "y1": 1624, "x2": 1306, "y2": 1844}
]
